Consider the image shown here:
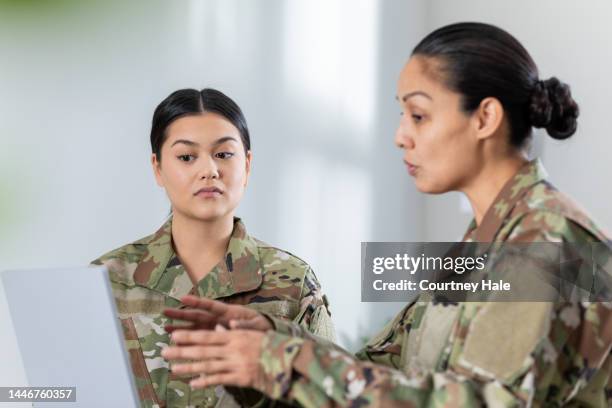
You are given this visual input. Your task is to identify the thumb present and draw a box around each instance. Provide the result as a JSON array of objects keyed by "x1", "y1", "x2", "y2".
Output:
[{"x1": 214, "y1": 323, "x2": 228, "y2": 332}]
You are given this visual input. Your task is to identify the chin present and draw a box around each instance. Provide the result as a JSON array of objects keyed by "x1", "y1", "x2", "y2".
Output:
[
  {"x1": 413, "y1": 179, "x2": 451, "y2": 195},
  {"x1": 193, "y1": 210, "x2": 229, "y2": 222},
  {"x1": 176, "y1": 206, "x2": 230, "y2": 222}
]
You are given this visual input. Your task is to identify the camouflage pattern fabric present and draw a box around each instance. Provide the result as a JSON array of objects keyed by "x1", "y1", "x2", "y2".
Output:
[
  {"x1": 254, "y1": 159, "x2": 612, "y2": 407},
  {"x1": 91, "y1": 216, "x2": 336, "y2": 408}
]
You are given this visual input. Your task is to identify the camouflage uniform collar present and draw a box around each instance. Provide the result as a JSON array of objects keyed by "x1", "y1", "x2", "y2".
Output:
[
  {"x1": 132, "y1": 218, "x2": 173, "y2": 287},
  {"x1": 211, "y1": 217, "x2": 263, "y2": 297},
  {"x1": 466, "y1": 159, "x2": 547, "y2": 242},
  {"x1": 133, "y1": 216, "x2": 262, "y2": 301}
]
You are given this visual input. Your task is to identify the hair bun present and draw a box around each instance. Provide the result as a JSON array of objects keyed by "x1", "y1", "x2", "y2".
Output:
[{"x1": 529, "y1": 77, "x2": 579, "y2": 139}]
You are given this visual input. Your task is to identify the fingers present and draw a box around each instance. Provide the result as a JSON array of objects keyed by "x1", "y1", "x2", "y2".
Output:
[
  {"x1": 164, "y1": 323, "x2": 194, "y2": 333},
  {"x1": 162, "y1": 344, "x2": 225, "y2": 360},
  {"x1": 161, "y1": 328, "x2": 263, "y2": 391},
  {"x1": 169, "y1": 329, "x2": 230, "y2": 346},
  {"x1": 229, "y1": 316, "x2": 272, "y2": 332},
  {"x1": 190, "y1": 373, "x2": 243, "y2": 389},
  {"x1": 229, "y1": 319, "x2": 243, "y2": 329},
  {"x1": 171, "y1": 359, "x2": 229, "y2": 376},
  {"x1": 163, "y1": 308, "x2": 216, "y2": 326},
  {"x1": 179, "y1": 295, "x2": 230, "y2": 315}
]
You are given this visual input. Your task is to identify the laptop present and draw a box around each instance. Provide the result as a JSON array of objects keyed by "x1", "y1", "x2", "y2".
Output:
[{"x1": 1, "y1": 266, "x2": 139, "y2": 407}]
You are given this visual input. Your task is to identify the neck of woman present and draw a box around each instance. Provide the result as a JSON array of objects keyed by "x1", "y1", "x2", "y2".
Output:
[
  {"x1": 462, "y1": 154, "x2": 529, "y2": 227},
  {"x1": 170, "y1": 211, "x2": 235, "y2": 284}
]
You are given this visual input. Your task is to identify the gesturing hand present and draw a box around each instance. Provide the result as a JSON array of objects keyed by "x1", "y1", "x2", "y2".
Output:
[
  {"x1": 163, "y1": 295, "x2": 272, "y2": 333},
  {"x1": 161, "y1": 326, "x2": 266, "y2": 390}
]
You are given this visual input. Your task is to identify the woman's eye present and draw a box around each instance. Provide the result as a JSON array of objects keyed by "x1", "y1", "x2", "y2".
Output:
[
  {"x1": 177, "y1": 154, "x2": 196, "y2": 162},
  {"x1": 412, "y1": 114, "x2": 423, "y2": 123},
  {"x1": 215, "y1": 152, "x2": 234, "y2": 159}
]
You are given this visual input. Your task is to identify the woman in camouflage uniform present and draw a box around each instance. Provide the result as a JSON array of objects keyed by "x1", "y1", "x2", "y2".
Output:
[
  {"x1": 162, "y1": 24, "x2": 611, "y2": 407},
  {"x1": 92, "y1": 88, "x2": 336, "y2": 408}
]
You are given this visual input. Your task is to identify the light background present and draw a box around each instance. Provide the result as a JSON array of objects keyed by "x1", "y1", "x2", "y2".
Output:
[{"x1": 1, "y1": 0, "x2": 611, "y2": 400}]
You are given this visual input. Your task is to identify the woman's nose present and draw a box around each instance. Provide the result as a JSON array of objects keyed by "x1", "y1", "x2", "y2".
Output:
[
  {"x1": 198, "y1": 157, "x2": 220, "y2": 180},
  {"x1": 394, "y1": 121, "x2": 415, "y2": 150}
]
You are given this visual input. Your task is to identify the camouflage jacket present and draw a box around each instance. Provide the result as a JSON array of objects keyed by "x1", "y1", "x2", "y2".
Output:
[
  {"x1": 91, "y1": 216, "x2": 336, "y2": 408},
  {"x1": 254, "y1": 160, "x2": 612, "y2": 407}
]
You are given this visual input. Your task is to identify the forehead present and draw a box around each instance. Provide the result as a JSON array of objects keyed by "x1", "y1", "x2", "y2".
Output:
[
  {"x1": 396, "y1": 56, "x2": 450, "y2": 100},
  {"x1": 165, "y1": 113, "x2": 240, "y2": 144}
]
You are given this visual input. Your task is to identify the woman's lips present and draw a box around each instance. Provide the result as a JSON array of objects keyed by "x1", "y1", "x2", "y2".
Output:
[
  {"x1": 194, "y1": 187, "x2": 223, "y2": 198},
  {"x1": 404, "y1": 161, "x2": 418, "y2": 177},
  {"x1": 196, "y1": 191, "x2": 221, "y2": 198}
]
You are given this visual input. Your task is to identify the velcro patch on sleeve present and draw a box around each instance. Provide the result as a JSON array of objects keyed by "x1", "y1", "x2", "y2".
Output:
[{"x1": 458, "y1": 302, "x2": 552, "y2": 382}]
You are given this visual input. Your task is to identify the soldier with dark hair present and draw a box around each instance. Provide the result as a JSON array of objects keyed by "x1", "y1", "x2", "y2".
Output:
[
  {"x1": 162, "y1": 23, "x2": 612, "y2": 407},
  {"x1": 92, "y1": 88, "x2": 336, "y2": 408}
]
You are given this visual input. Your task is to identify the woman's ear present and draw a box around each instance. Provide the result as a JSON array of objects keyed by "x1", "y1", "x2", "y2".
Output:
[
  {"x1": 472, "y1": 97, "x2": 505, "y2": 141},
  {"x1": 244, "y1": 151, "x2": 252, "y2": 188},
  {"x1": 151, "y1": 153, "x2": 164, "y2": 187}
]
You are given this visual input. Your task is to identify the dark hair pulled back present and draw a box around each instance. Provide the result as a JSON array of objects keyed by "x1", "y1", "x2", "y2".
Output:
[
  {"x1": 412, "y1": 22, "x2": 579, "y2": 147},
  {"x1": 150, "y1": 88, "x2": 250, "y2": 160}
]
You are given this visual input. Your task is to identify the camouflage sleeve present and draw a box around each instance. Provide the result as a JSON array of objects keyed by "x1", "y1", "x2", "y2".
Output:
[
  {"x1": 263, "y1": 266, "x2": 337, "y2": 342},
  {"x1": 256, "y1": 331, "x2": 478, "y2": 407},
  {"x1": 254, "y1": 303, "x2": 480, "y2": 407},
  {"x1": 353, "y1": 303, "x2": 413, "y2": 367},
  {"x1": 501, "y1": 211, "x2": 612, "y2": 405},
  {"x1": 534, "y1": 301, "x2": 611, "y2": 406},
  {"x1": 296, "y1": 267, "x2": 336, "y2": 341},
  {"x1": 253, "y1": 302, "x2": 611, "y2": 407}
]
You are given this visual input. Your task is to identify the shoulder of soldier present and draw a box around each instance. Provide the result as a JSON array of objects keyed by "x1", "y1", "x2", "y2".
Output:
[
  {"x1": 503, "y1": 208, "x2": 599, "y2": 242},
  {"x1": 251, "y1": 237, "x2": 324, "y2": 298},
  {"x1": 503, "y1": 182, "x2": 609, "y2": 242},
  {"x1": 253, "y1": 238, "x2": 313, "y2": 275},
  {"x1": 89, "y1": 230, "x2": 158, "y2": 286}
]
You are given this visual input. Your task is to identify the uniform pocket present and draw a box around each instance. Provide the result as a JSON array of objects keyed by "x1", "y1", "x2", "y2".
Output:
[{"x1": 455, "y1": 302, "x2": 553, "y2": 383}]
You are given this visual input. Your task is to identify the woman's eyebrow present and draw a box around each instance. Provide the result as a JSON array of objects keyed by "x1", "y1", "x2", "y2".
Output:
[
  {"x1": 396, "y1": 91, "x2": 433, "y2": 102},
  {"x1": 170, "y1": 136, "x2": 237, "y2": 148},
  {"x1": 212, "y1": 136, "x2": 238, "y2": 146},
  {"x1": 171, "y1": 139, "x2": 199, "y2": 147}
]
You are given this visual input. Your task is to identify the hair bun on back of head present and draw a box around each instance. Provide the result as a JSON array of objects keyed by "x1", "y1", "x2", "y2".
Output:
[{"x1": 529, "y1": 77, "x2": 579, "y2": 140}]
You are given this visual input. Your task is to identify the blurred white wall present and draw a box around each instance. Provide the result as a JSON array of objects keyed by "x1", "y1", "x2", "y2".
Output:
[{"x1": 1, "y1": 0, "x2": 611, "y2": 399}]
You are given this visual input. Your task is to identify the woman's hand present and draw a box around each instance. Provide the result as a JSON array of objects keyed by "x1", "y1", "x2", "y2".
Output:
[
  {"x1": 163, "y1": 295, "x2": 272, "y2": 333},
  {"x1": 161, "y1": 326, "x2": 265, "y2": 389}
]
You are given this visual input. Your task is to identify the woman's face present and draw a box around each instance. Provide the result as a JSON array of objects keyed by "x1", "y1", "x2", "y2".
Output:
[
  {"x1": 394, "y1": 56, "x2": 482, "y2": 194},
  {"x1": 152, "y1": 113, "x2": 251, "y2": 222}
]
